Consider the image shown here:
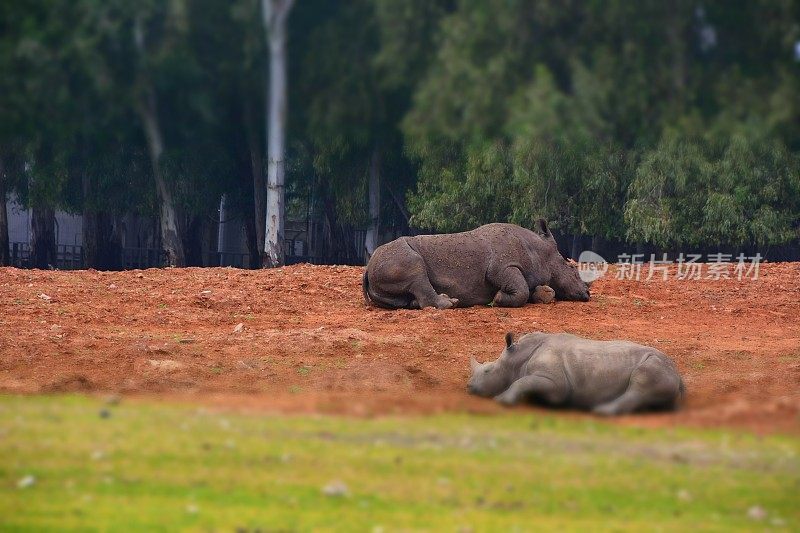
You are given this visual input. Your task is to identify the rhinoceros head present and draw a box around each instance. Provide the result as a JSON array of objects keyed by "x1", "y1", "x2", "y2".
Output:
[
  {"x1": 537, "y1": 219, "x2": 590, "y2": 302},
  {"x1": 467, "y1": 333, "x2": 517, "y2": 397}
]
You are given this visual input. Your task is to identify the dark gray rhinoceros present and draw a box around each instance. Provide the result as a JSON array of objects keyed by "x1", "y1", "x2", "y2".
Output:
[
  {"x1": 468, "y1": 332, "x2": 685, "y2": 415},
  {"x1": 362, "y1": 221, "x2": 589, "y2": 309}
]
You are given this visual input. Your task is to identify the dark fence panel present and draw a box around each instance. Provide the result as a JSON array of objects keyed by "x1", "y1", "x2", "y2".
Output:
[
  {"x1": 121, "y1": 247, "x2": 167, "y2": 270},
  {"x1": 285, "y1": 255, "x2": 364, "y2": 266},
  {"x1": 9, "y1": 242, "x2": 30, "y2": 267},
  {"x1": 284, "y1": 233, "x2": 366, "y2": 266},
  {"x1": 208, "y1": 252, "x2": 251, "y2": 269},
  {"x1": 56, "y1": 245, "x2": 84, "y2": 270}
]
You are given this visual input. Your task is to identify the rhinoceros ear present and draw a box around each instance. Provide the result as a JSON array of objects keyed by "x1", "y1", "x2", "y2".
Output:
[
  {"x1": 536, "y1": 218, "x2": 555, "y2": 242},
  {"x1": 505, "y1": 332, "x2": 515, "y2": 348}
]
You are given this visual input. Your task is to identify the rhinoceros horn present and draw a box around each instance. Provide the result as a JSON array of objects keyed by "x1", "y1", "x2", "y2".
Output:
[{"x1": 470, "y1": 356, "x2": 480, "y2": 372}]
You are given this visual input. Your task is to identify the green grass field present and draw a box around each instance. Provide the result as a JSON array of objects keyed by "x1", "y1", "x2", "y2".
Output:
[{"x1": 0, "y1": 395, "x2": 797, "y2": 531}]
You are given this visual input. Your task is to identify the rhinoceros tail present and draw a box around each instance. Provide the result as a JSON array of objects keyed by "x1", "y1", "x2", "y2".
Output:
[
  {"x1": 362, "y1": 270, "x2": 372, "y2": 305},
  {"x1": 674, "y1": 376, "x2": 686, "y2": 410}
]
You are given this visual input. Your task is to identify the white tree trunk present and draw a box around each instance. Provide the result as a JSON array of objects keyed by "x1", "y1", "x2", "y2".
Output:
[
  {"x1": 364, "y1": 148, "x2": 381, "y2": 261},
  {"x1": 262, "y1": 0, "x2": 294, "y2": 267},
  {"x1": 134, "y1": 15, "x2": 185, "y2": 267},
  {"x1": 138, "y1": 88, "x2": 185, "y2": 267}
]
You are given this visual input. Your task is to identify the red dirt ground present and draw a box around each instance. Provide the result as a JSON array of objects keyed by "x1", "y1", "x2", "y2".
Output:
[{"x1": 0, "y1": 263, "x2": 798, "y2": 433}]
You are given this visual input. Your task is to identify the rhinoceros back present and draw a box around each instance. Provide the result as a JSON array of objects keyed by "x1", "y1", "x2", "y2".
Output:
[
  {"x1": 525, "y1": 333, "x2": 664, "y2": 408},
  {"x1": 409, "y1": 224, "x2": 544, "y2": 306}
]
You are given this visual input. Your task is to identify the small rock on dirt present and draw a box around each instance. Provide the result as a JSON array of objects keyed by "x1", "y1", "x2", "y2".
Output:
[
  {"x1": 17, "y1": 475, "x2": 36, "y2": 489},
  {"x1": 233, "y1": 323, "x2": 244, "y2": 333},
  {"x1": 747, "y1": 505, "x2": 767, "y2": 521},
  {"x1": 103, "y1": 394, "x2": 121, "y2": 405},
  {"x1": 148, "y1": 359, "x2": 184, "y2": 371},
  {"x1": 322, "y1": 480, "x2": 349, "y2": 497}
]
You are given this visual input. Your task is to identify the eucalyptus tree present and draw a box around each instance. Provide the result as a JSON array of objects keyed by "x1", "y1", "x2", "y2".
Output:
[
  {"x1": 261, "y1": 0, "x2": 295, "y2": 267},
  {"x1": 0, "y1": 0, "x2": 86, "y2": 268},
  {"x1": 287, "y1": 0, "x2": 449, "y2": 261},
  {"x1": 403, "y1": 0, "x2": 799, "y2": 250}
]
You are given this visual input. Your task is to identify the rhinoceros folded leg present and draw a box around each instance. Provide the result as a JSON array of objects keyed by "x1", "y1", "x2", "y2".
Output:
[
  {"x1": 490, "y1": 267, "x2": 530, "y2": 307},
  {"x1": 530, "y1": 285, "x2": 555, "y2": 304},
  {"x1": 592, "y1": 354, "x2": 683, "y2": 416},
  {"x1": 494, "y1": 374, "x2": 568, "y2": 406},
  {"x1": 591, "y1": 390, "x2": 649, "y2": 416},
  {"x1": 409, "y1": 279, "x2": 458, "y2": 309}
]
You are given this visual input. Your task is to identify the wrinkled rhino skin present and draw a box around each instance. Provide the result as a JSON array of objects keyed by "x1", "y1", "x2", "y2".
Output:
[
  {"x1": 467, "y1": 332, "x2": 685, "y2": 416},
  {"x1": 362, "y1": 221, "x2": 589, "y2": 309}
]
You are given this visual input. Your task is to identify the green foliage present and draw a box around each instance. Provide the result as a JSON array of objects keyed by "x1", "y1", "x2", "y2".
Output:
[
  {"x1": 1, "y1": 0, "x2": 798, "y2": 255},
  {"x1": 404, "y1": 0, "x2": 800, "y2": 246},
  {"x1": 294, "y1": 0, "x2": 379, "y2": 225},
  {"x1": 626, "y1": 133, "x2": 800, "y2": 246}
]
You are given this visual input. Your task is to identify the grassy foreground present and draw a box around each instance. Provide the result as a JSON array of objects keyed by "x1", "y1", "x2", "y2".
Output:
[{"x1": 0, "y1": 396, "x2": 797, "y2": 531}]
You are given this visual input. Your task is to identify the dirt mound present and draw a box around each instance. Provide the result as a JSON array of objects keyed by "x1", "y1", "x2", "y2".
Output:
[{"x1": 1, "y1": 263, "x2": 798, "y2": 433}]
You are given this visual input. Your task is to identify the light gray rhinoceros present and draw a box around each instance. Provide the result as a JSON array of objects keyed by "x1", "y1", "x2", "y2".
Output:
[
  {"x1": 468, "y1": 332, "x2": 684, "y2": 415},
  {"x1": 362, "y1": 221, "x2": 589, "y2": 309}
]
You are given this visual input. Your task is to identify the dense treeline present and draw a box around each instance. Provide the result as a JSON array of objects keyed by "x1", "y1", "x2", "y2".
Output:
[{"x1": 0, "y1": 0, "x2": 798, "y2": 268}]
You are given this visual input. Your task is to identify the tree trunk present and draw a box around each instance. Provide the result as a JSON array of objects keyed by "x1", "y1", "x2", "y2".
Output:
[
  {"x1": 217, "y1": 195, "x2": 227, "y2": 261},
  {"x1": 243, "y1": 96, "x2": 266, "y2": 264},
  {"x1": 667, "y1": 3, "x2": 687, "y2": 105},
  {"x1": 240, "y1": 108, "x2": 263, "y2": 268},
  {"x1": 31, "y1": 205, "x2": 56, "y2": 269},
  {"x1": 104, "y1": 215, "x2": 123, "y2": 270},
  {"x1": 84, "y1": 210, "x2": 122, "y2": 270},
  {"x1": 82, "y1": 172, "x2": 102, "y2": 269},
  {"x1": 322, "y1": 192, "x2": 345, "y2": 261},
  {"x1": 138, "y1": 94, "x2": 185, "y2": 267},
  {"x1": 243, "y1": 208, "x2": 259, "y2": 268},
  {"x1": 385, "y1": 182, "x2": 410, "y2": 226},
  {"x1": 570, "y1": 234, "x2": 582, "y2": 261},
  {"x1": 0, "y1": 156, "x2": 9, "y2": 266},
  {"x1": 134, "y1": 15, "x2": 185, "y2": 267},
  {"x1": 83, "y1": 212, "x2": 100, "y2": 269},
  {"x1": 364, "y1": 148, "x2": 381, "y2": 262},
  {"x1": 183, "y1": 214, "x2": 205, "y2": 267},
  {"x1": 201, "y1": 216, "x2": 216, "y2": 267},
  {"x1": 262, "y1": 0, "x2": 294, "y2": 268},
  {"x1": 591, "y1": 234, "x2": 603, "y2": 254},
  {"x1": 138, "y1": 98, "x2": 185, "y2": 266}
]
